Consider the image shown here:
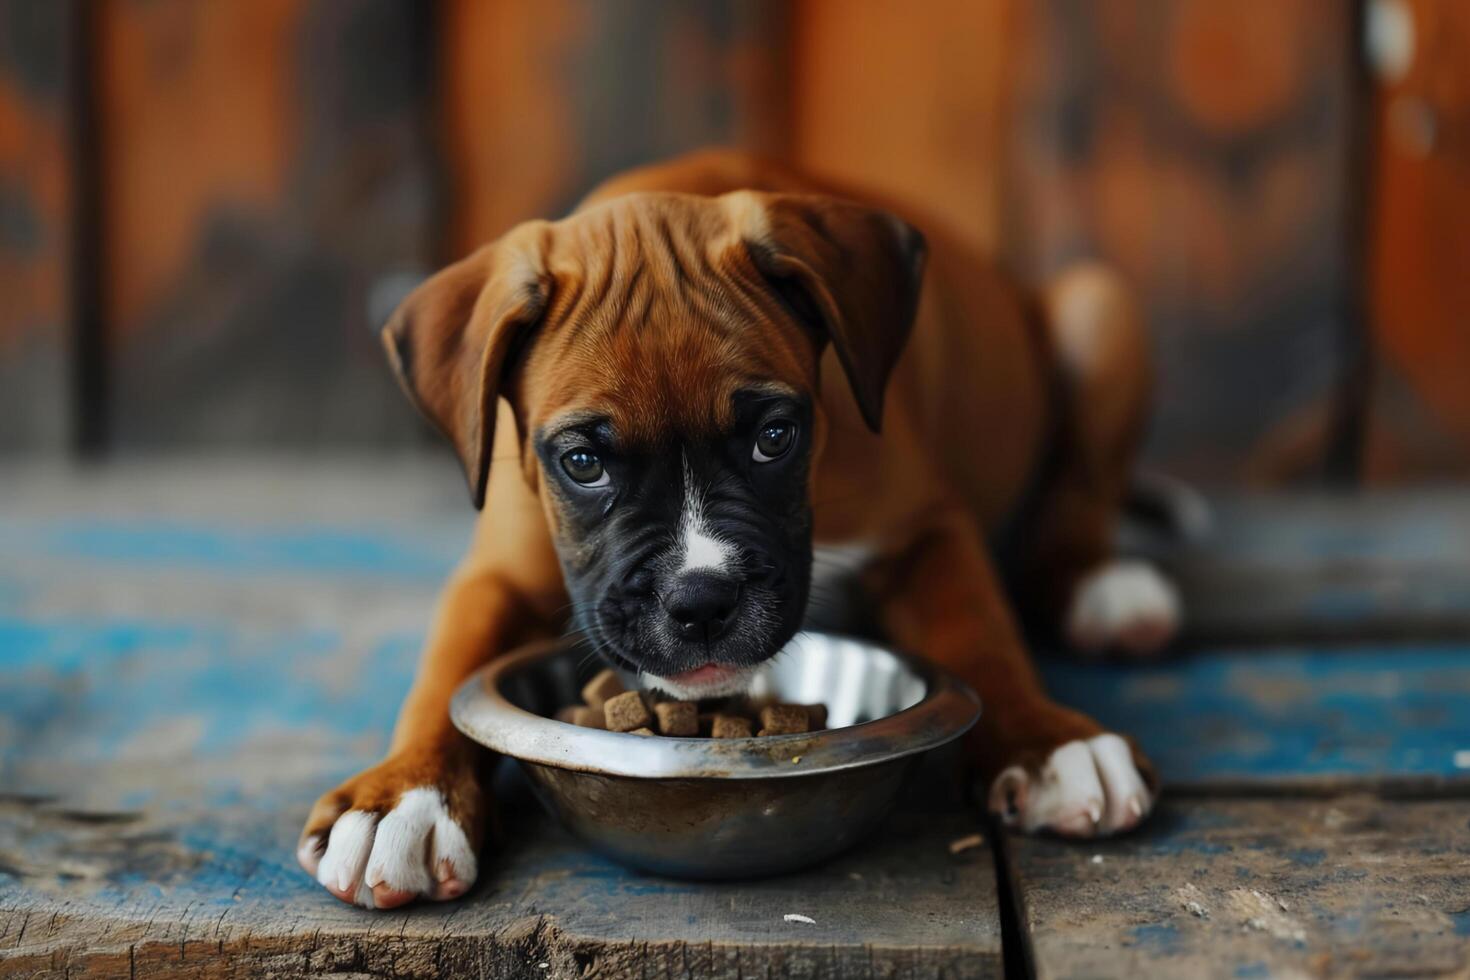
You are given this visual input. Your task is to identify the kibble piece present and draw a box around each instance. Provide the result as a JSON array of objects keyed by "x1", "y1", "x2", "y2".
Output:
[
  {"x1": 803, "y1": 704, "x2": 828, "y2": 730},
  {"x1": 759, "y1": 704, "x2": 810, "y2": 736},
  {"x1": 581, "y1": 669, "x2": 625, "y2": 709},
  {"x1": 653, "y1": 701, "x2": 698, "y2": 737},
  {"x1": 554, "y1": 706, "x2": 579, "y2": 723},
  {"x1": 711, "y1": 714, "x2": 753, "y2": 739},
  {"x1": 629, "y1": 727, "x2": 655, "y2": 736},
  {"x1": 604, "y1": 690, "x2": 653, "y2": 732},
  {"x1": 568, "y1": 706, "x2": 605, "y2": 729}
]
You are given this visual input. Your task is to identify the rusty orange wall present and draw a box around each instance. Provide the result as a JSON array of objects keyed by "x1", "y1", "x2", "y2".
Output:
[
  {"x1": 5, "y1": 0, "x2": 1469, "y2": 485},
  {"x1": 788, "y1": 0, "x2": 1017, "y2": 259},
  {"x1": 95, "y1": 0, "x2": 437, "y2": 449},
  {"x1": 1364, "y1": 0, "x2": 1470, "y2": 481},
  {"x1": 787, "y1": 0, "x2": 1371, "y2": 485},
  {"x1": 439, "y1": 0, "x2": 789, "y2": 258},
  {"x1": 77, "y1": 0, "x2": 790, "y2": 453},
  {"x1": 1005, "y1": 0, "x2": 1357, "y2": 484},
  {"x1": 0, "y1": 1, "x2": 72, "y2": 450}
]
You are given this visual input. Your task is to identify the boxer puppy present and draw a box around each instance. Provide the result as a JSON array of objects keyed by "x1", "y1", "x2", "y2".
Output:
[{"x1": 297, "y1": 150, "x2": 1180, "y2": 908}]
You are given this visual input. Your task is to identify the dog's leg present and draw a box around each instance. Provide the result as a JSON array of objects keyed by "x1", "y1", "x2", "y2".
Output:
[
  {"x1": 865, "y1": 505, "x2": 1157, "y2": 837},
  {"x1": 297, "y1": 443, "x2": 565, "y2": 909},
  {"x1": 1023, "y1": 262, "x2": 1180, "y2": 655},
  {"x1": 296, "y1": 566, "x2": 557, "y2": 908}
]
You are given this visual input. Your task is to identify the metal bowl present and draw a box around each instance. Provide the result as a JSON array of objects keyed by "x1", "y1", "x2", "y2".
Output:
[{"x1": 450, "y1": 631, "x2": 981, "y2": 879}]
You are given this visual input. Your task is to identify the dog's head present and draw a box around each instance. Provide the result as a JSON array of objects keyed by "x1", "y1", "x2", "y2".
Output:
[{"x1": 383, "y1": 190, "x2": 925, "y2": 697}]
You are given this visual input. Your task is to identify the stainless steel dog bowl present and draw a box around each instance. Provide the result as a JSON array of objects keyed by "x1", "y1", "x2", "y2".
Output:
[{"x1": 451, "y1": 631, "x2": 980, "y2": 878}]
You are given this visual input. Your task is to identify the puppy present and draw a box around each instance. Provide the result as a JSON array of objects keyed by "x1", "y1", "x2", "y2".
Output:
[{"x1": 297, "y1": 150, "x2": 1180, "y2": 908}]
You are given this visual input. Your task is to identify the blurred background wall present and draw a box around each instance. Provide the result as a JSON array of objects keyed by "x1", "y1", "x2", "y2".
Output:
[{"x1": 0, "y1": 0, "x2": 1465, "y2": 486}]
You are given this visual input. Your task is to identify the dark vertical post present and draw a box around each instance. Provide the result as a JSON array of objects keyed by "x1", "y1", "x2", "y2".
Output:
[
  {"x1": 1322, "y1": 0, "x2": 1376, "y2": 485},
  {"x1": 67, "y1": 0, "x2": 106, "y2": 456},
  {"x1": 420, "y1": 0, "x2": 451, "y2": 271}
]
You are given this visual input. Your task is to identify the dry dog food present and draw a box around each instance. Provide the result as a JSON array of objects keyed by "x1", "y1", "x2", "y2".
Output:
[
  {"x1": 710, "y1": 714, "x2": 754, "y2": 739},
  {"x1": 552, "y1": 669, "x2": 829, "y2": 739},
  {"x1": 758, "y1": 704, "x2": 809, "y2": 736},
  {"x1": 653, "y1": 701, "x2": 698, "y2": 736},
  {"x1": 581, "y1": 669, "x2": 626, "y2": 709},
  {"x1": 603, "y1": 690, "x2": 653, "y2": 732}
]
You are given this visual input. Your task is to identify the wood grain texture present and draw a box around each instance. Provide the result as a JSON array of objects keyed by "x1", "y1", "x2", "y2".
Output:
[
  {"x1": 789, "y1": 0, "x2": 1016, "y2": 258},
  {"x1": 1365, "y1": 0, "x2": 1470, "y2": 481},
  {"x1": 1003, "y1": 796, "x2": 1470, "y2": 979},
  {"x1": 8, "y1": 463, "x2": 1470, "y2": 976},
  {"x1": 97, "y1": 0, "x2": 437, "y2": 450},
  {"x1": 441, "y1": 0, "x2": 789, "y2": 257},
  {"x1": 1145, "y1": 490, "x2": 1470, "y2": 643},
  {"x1": 1041, "y1": 644, "x2": 1470, "y2": 790},
  {"x1": 0, "y1": 459, "x2": 999, "y2": 979},
  {"x1": 0, "y1": 0, "x2": 72, "y2": 451},
  {"x1": 0, "y1": 797, "x2": 1000, "y2": 979},
  {"x1": 1007, "y1": 0, "x2": 1355, "y2": 483}
]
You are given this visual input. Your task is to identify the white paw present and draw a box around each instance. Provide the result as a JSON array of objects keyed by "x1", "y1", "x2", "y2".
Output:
[
  {"x1": 989, "y1": 734, "x2": 1154, "y2": 837},
  {"x1": 1067, "y1": 560, "x2": 1180, "y2": 655},
  {"x1": 301, "y1": 787, "x2": 476, "y2": 909}
]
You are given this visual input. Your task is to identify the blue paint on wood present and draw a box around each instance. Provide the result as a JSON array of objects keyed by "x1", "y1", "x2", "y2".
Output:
[
  {"x1": 6, "y1": 504, "x2": 1470, "y2": 927},
  {"x1": 0, "y1": 614, "x2": 420, "y2": 801},
  {"x1": 1128, "y1": 922, "x2": 1180, "y2": 952},
  {"x1": 1040, "y1": 646, "x2": 1470, "y2": 785},
  {"x1": 0, "y1": 517, "x2": 466, "y2": 581}
]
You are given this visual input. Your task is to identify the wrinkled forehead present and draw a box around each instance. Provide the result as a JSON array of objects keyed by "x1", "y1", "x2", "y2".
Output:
[
  {"x1": 525, "y1": 326, "x2": 807, "y2": 449},
  {"x1": 516, "y1": 197, "x2": 814, "y2": 447}
]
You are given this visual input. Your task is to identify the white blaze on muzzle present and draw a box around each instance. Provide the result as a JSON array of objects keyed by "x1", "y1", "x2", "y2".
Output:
[{"x1": 677, "y1": 454, "x2": 736, "y2": 574}]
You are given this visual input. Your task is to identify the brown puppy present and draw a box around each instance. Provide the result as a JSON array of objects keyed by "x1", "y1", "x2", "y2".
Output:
[{"x1": 297, "y1": 150, "x2": 1180, "y2": 908}]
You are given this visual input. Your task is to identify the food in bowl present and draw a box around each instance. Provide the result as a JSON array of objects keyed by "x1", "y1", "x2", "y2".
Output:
[
  {"x1": 553, "y1": 667, "x2": 828, "y2": 738},
  {"x1": 451, "y1": 632, "x2": 980, "y2": 878}
]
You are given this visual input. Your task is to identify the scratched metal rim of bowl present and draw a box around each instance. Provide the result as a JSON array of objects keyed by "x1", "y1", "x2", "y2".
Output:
[{"x1": 450, "y1": 630, "x2": 981, "y2": 780}]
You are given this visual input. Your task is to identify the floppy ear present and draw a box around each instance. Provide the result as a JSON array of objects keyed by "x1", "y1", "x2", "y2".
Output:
[
  {"x1": 733, "y1": 191, "x2": 927, "y2": 431},
  {"x1": 381, "y1": 231, "x2": 550, "y2": 508}
]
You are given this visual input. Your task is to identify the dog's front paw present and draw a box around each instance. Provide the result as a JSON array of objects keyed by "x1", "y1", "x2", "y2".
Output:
[
  {"x1": 296, "y1": 746, "x2": 485, "y2": 909},
  {"x1": 1066, "y1": 560, "x2": 1180, "y2": 655},
  {"x1": 987, "y1": 733, "x2": 1156, "y2": 837}
]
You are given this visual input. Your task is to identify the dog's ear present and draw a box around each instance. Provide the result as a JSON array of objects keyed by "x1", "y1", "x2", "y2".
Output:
[
  {"x1": 381, "y1": 231, "x2": 551, "y2": 508},
  {"x1": 732, "y1": 191, "x2": 927, "y2": 431}
]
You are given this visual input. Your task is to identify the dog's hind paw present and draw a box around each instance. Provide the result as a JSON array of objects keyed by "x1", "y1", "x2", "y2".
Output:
[
  {"x1": 988, "y1": 734, "x2": 1155, "y2": 837},
  {"x1": 298, "y1": 752, "x2": 483, "y2": 909},
  {"x1": 1066, "y1": 560, "x2": 1180, "y2": 655}
]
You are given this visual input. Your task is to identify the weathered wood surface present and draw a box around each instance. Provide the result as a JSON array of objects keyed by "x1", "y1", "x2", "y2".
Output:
[
  {"x1": 441, "y1": 0, "x2": 789, "y2": 258},
  {"x1": 1003, "y1": 795, "x2": 1470, "y2": 979},
  {"x1": 7, "y1": 462, "x2": 1470, "y2": 977},
  {"x1": 0, "y1": 460, "x2": 1000, "y2": 979},
  {"x1": 1365, "y1": 0, "x2": 1470, "y2": 479},
  {"x1": 789, "y1": 0, "x2": 1014, "y2": 259},
  {"x1": 1, "y1": 795, "x2": 1000, "y2": 979},
  {"x1": 1040, "y1": 644, "x2": 1470, "y2": 791},
  {"x1": 0, "y1": 0, "x2": 72, "y2": 451},
  {"x1": 98, "y1": 0, "x2": 437, "y2": 450},
  {"x1": 1146, "y1": 490, "x2": 1470, "y2": 643},
  {"x1": 1010, "y1": 0, "x2": 1356, "y2": 483}
]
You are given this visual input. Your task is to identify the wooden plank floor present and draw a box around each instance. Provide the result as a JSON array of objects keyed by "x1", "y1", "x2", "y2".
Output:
[
  {"x1": 0, "y1": 460, "x2": 1001, "y2": 979},
  {"x1": 1004, "y1": 796, "x2": 1470, "y2": 978},
  {"x1": 4, "y1": 460, "x2": 1470, "y2": 978},
  {"x1": 1021, "y1": 491, "x2": 1470, "y2": 977}
]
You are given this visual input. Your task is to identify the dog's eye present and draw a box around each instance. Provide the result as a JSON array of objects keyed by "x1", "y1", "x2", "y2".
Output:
[
  {"x1": 561, "y1": 448, "x2": 608, "y2": 486},
  {"x1": 753, "y1": 420, "x2": 796, "y2": 462}
]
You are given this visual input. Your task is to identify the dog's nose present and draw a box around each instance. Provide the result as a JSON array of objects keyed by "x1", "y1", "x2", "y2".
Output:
[{"x1": 663, "y1": 572, "x2": 741, "y2": 642}]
